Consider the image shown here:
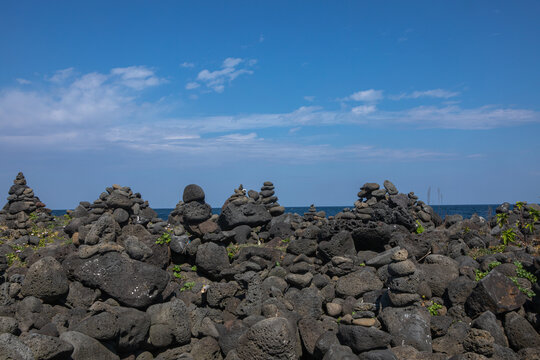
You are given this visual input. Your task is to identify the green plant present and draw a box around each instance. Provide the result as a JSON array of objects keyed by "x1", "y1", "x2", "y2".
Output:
[
  {"x1": 29, "y1": 212, "x2": 38, "y2": 221},
  {"x1": 6, "y1": 252, "x2": 18, "y2": 266},
  {"x1": 468, "y1": 244, "x2": 506, "y2": 260},
  {"x1": 275, "y1": 261, "x2": 281, "y2": 267},
  {"x1": 281, "y1": 237, "x2": 290, "y2": 243},
  {"x1": 415, "y1": 220, "x2": 425, "y2": 234},
  {"x1": 181, "y1": 281, "x2": 195, "y2": 292},
  {"x1": 514, "y1": 261, "x2": 537, "y2": 283},
  {"x1": 496, "y1": 213, "x2": 509, "y2": 228},
  {"x1": 515, "y1": 201, "x2": 525, "y2": 211},
  {"x1": 475, "y1": 269, "x2": 489, "y2": 281},
  {"x1": 427, "y1": 302, "x2": 443, "y2": 316},
  {"x1": 336, "y1": 317, "x2": 341, "y2": 323},
  {"x1": 156, "y1": 231, "x2": 172, "y2": 245},
  {"x1": 227, "y1": 244, "x2": 239, "y2": 259},
  {"x1": 508, "y1": 276, "x2": 536, "y2": 298},
  {"x1": 501, "y1": 228, "x2": 516, "y2": 245},
  {"x1": 172, "y1": 265, "x2": 183, "y2": 279},
  {"x1": 191, "y1": 265, "x2": 197, "y2": 272},
  {"x1": 464, "y1": 226, "x2": 471, "y2": 234}
]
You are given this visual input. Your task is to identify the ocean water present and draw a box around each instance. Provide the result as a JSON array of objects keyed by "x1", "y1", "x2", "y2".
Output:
[{"x1": 52, "y1": 204, "x2": 499, "y2": 221}]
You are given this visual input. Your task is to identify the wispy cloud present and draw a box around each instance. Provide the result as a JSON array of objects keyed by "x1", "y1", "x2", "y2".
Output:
[
  {"x1": 304, "y1": 96, "x2": 315, "y2": 102},
  {"x1": 343, "y1": 89, "x2": 383, "y2": 102},
  {"x1": 1, "y1": 67, "x2": 539, "y2": 165},
  {"x1": 351, "y1": 105, "x2": 376, "y2": 115},
  {"x1": 187, "y1": 57, "x2": 256, "y2": 93},
  {"x1": 185, "y1": 82, "x2": 200, "y2": 90},
  {"x1": 180, "y1": 62, "x2": 195, "y2": 68},
  {"x1": 110, "y1": 66, "x2": 166, "y2": 90},
  {"x1": 390, "y1": 89, "x2": 460, "y2": 100},
  {"x1": 16, "y1": 78, "x2": 31, "y2": 85},
  {"x1": 48, "y1": 67, "x2": 75, "y2": 83}
]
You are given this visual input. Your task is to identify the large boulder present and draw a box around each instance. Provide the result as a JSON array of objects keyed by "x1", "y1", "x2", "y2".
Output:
[
  {"x1": 503, "y1": 311, "x2": 540, "y2": 351},
  {"x1": 218, "y1": 203, "x2": 271, "y2": 230},
  {"x1": 195, "y1": 242, "x2": 230, "y2": 279},
  {"x1": 59, "y1": 331, "x2": 119, "y2": 360},
  {"x1": 379, "y1": 306, "x2": 432, "y2": 352},
  {"x1": 20, "y1": 333, "x2": 74, "y2": 360},
  {"x1": 335, "y1": 268, "x2": 383, "y2": 297},
  {"x1": 418, "y1": 255, "x2": 459, "y2": 297},
  {"x1": 236, "y1": 317, "x2": 300, "y2": 360},
  {"x1": 318, "y1": 231, "x2": 356, "y2": 261},
  {"x1": 84, "y1": 213, "x2": 120, "y2": 245},
  {"x1": 337, "y1": 324, "x2": 392, "y2": 353},
  {"x1": 21, "y1": 256, "x2": 69, "y2": 302},
  {"x1": 63, "y1": 252, "x2": 169, "y2": 308},
  {"x1": 0, "y1": 333, "x2": 34, "y2": 360},
  {"x1": 146, "y1": 299, "x2": 191, "y2": 348},
  {"x1": 465, "y1": 271, "x2": 527, "y2": 316}
]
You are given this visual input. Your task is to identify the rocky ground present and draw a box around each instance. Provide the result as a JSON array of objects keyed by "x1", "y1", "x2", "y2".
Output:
[{"x1": 1, "y1": 173, "x2": 540, "y2": 360}]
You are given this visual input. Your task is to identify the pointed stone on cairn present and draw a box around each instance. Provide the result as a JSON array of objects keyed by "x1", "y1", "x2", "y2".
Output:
[{"x1": 0, "y1": 172, "x2": 53, "y2": 235}]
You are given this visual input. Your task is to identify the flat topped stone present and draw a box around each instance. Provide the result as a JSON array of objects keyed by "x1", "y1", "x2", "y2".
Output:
[{"x1": 362, "y1": 182, "x2": 380, "y2": 191}]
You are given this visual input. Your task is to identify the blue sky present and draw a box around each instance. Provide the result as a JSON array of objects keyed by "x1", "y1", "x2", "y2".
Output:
[{"x1": 1, "y1": 1, "x2": 539, "y2": 208}]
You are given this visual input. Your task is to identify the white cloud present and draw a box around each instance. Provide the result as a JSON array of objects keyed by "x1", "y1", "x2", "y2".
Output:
[
  {"x1": 1, "y1": 67, "x2": 539, "y2": 165},
  {"x1": 16, "y1": 78, "x2": 31, "y2": 85},
  {"x1": 344, "y1": 89, "x2": 383, "y2": 102},
  {"x1": 304, "y1": 96, "x2": 315, "y2": 102},
  {"x1": 48, "y1": 68, "x2": 75, "y2": 83},
  {"x1": 259, "y1": 34, "x2": 265, "y2": 43},
  {"x1": 391, "y1": 89, "x2": 460, "y2": 100},
  {"x1": 218, "y1": 132, "x2": 258, "y2": 142},
  {"x1": 185, "y1": 82, "x2": 200, "y2": 90},
  {"x1": 351, "y1": 105, "x2": 376, "y2": 115},
  {"x1": 110, "y1": 66, "x2": 166, "y2": 90},
  {"x1": 180, "y1": 62, "x2": 195, "y2": 68},
  {"x1": 189, "y1": 57, "x2": 255, "y2": 93}
]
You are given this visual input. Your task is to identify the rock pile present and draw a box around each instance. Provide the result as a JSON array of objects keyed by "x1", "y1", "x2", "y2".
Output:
[
  {"x1": 218, "y1": 184, "x2": 272, "y2": 230},
  {"x1": 64, "y1": 184, "x2": 165, "y2": 241},
  {"x1": 257, "y1": 181, "x2": 285, "y2": 216},
  {"x1": 168, "y1": 184, "x2": 215, "y2": 236},
  {"x1": 347, "y1": 180, "x2": 442, "y2": 231},
  {"x1": 0, "y1": 173, "x2": 53, "y2": 236},
  {"x1": 0, "y1": 178, "x2": 539, "y2": 360}
]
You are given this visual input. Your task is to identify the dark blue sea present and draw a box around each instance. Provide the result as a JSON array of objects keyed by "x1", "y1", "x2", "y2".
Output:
[{"x1": 52, "y1": 204, "x2": 499, "y2": 221}]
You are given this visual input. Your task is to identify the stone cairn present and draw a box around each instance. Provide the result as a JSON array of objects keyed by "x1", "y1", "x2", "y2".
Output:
[
  {"x1": 257, "y1": 181, "x2": 285, "y2": 216},
  {"x1": 168, "y1": 184, "x2": 215, "y2": 237},
  {"x1": 304, "y1": 204, "x2": 326, "y2": 221},
  {"x1": 344, "y1": 179, "x2": 441, "y2": 229},
  {"x1": 387, "y1": 248, "x2": 422, "y2": 307},
  {"x1": 64, "y1": 184, "x2": 166, "y2": 245},
  {"x1": 0, "y1": 172, "x2": 53, "y2": 236}
]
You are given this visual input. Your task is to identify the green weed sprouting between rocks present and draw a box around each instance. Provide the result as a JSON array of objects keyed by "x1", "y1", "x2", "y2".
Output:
[
  {"x1": 415, "y1": 220, "x2": 425, "y2": 234},
  {"x1": 155, "y1": 231, "x2": 172, "y2": 245},
  {"x1": 474, "y1": 260, "x2": 537, "y2": 298},
  {"x1": 181, "y1": 281, "x2": 195, "y2": 292},
  {"x1": 427, "y1": 302, "x2": 443, "y2": 316}
]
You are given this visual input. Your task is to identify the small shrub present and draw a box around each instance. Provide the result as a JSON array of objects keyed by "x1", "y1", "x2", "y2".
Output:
[{"x1": 501, "y1": 228, "x2": 516, "y2": 245}]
